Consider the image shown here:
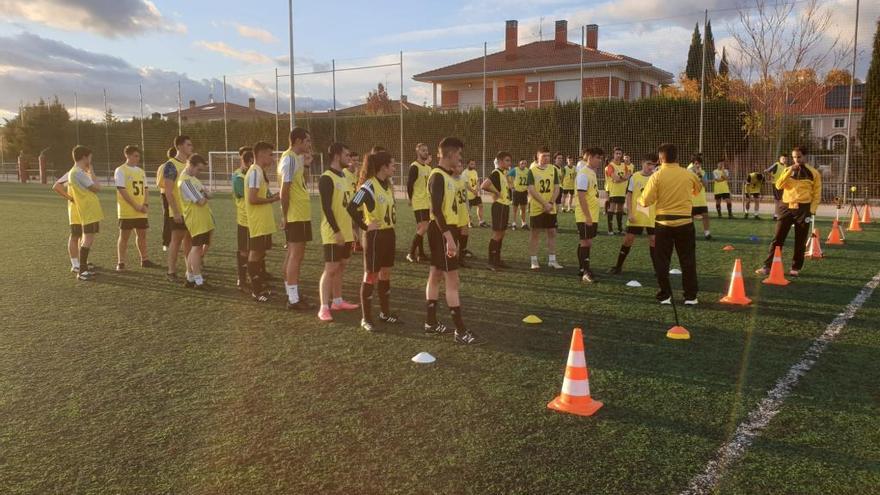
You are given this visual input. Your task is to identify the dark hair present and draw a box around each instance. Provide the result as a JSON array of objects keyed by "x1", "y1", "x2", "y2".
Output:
[
  {"x1": 779, "y1": 153, "x2": 787, "y2": 159},
  {"x1": 188, "y1": 154, "x2": 207, "y2": 167},
  {"x1": 371, "y1": 145, "x2": 386, "y2": 154},
  {"x1": 349, "y1": 150, "x2": 360, "y2": 158},
  {"x1": 72, "y1": 145, "x2": 92, "y2": 162},
  {"x1": 536, "y1": 146, "x2": 550, "y2": 154},
  {"x1": 328, "y1": 142, "x2": 348, "y2": 159},
  {"x1": 289, "y1": 127, "x2": 310, "y2": 145},
  {"x1": 242, "y1": 150, "x2": 255, "y2": 165},
  {"x1": 644, "y1": 152, "x2": 659, "y2": 163},
  {"x1": 415, "y1": 143, "x2": 427, "y2": 150},
  {"x1": 553, "y1": 151, "x2": 564, "y2": 160},
  {"x1": 166, "y1": 147, "x2": 176, "y2": 159},
  {"x1": 586, "y1": 147, "x2": 605, "y2": 158},
  {"x1": 496, "y1": 151, "x2": 512, "y2": 161},
  {"x1": 123, "y1": 145, "x2": 140, "y2": 157},
  {"x1": 238, "y1": 146, "x2": 253, "y2": 157},
  {"x1": 613, "y1": 146, "x2": 623, "y2": 153},
  {"x1": 438, "y1": 137, "x2": 464, "y2": 156},
  {"x1": 467, "y1": 158, "x2": 476, "y2": 164},
  {"x1": 792, "y1": 146, "x2": 808, "y2": 155},
  {"x1": 253, "y1": 141, "x2": 274, "y2": 156},
  {"x1": 174, "y1": 135, "x2": 191, "y2": 148},
  {"x1": 359, "y1": 151, "x2": 393, "y2": 186},
  {"x1": 691, "y1": 153, "x2": 703, "y2": 164},
  {"x1": 658, "y1": 143, "x2": 677, "y2": 162}
]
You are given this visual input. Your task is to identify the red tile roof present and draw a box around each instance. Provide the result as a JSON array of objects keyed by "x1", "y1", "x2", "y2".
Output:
[
  {"x1": 413, "y1": 40, "x2": 672, "y2": 82},
  {"x1": 162, "y1": 101, "x2": 274, "y2": 121},
  {"x1": 337, "y1": 98, "x2": 429, "y2": 115}
]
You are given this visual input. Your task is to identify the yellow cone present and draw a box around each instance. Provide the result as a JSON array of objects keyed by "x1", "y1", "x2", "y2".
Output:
[{"x1": 523, "y1": 315, "x2": 543, "y2": 324}]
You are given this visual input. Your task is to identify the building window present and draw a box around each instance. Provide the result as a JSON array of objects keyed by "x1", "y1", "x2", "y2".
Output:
[
  {"x1": 799, "y1": 119, "x2": 812, "y2": 132},
  {"x1": 829, "y1": 134, "x2": 847, "y2": 153},
  {"x1": 833, "y1": 118, "x2": 845, "y2": 129}
]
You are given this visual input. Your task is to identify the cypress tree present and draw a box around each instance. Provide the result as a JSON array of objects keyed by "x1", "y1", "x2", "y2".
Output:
[
  {"x1": 685, "y1": 24, "x2": 703, "y2": 81},
  {"x1": 858, "y1": 19, "x2": 880, "y2": 158},
  {"x1": 704, "y1": 20, "x2": 718, "y2": 84},
  {"x1": 718, "y1": 47, "x2": 730, "y2": 78}
]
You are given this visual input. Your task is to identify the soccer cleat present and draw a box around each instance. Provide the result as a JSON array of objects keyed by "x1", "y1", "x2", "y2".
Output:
[
  {"x1": 71, "y1": 266, "x2": 80, "y2": 273},
  {"x1": 141, "y1": 260, "x2": 160, "y2": 269},
  {"x1": 423, "y1": 322, "x2": 449, "y2": 334},
  {"x1": 115, "y1": 263, "x2": 125, "y2": 272},
  {"x1": 705, "y1": 234, "x2": 713, "y2": 241},
  {"x1": 581, "y1": 272, "x2": 596, "y2": 284},
  {"x1": 530, "y1": 260, "x2": 540, "y2": 270},
  {"x1": 193, "y1": 282, "x2": 210, "y2": 290},
  {"x1": 684, "y1": 299, "x2": 699, "y2": 306},
  {"x1": 486, "y1": 263, "x2": 498, "y2": 272},
  {"x1": 252, "y1": 292, "x2": 271, "y2": 303},
  {"x1": 287, "y1": 299, "x2": 314, "y2": 311},
  {"x1": 166, "y1": 273, "x2": 178, "y2": 282},
  {"x1": 753, "y1": 214, "x2": 761, "y2": 220},
  {"x1": 379, "y1": 312, "x2": 401, "y2": 324},
  {"x1": 77, "y1": 270, "x2": 95, "y2": 281},
  {"x1": 754, "y1": 267, "x2": 769, "y2": 276},
  {"x1": 520, "y1": 225, "x2": 530, "y2": 231},
  {"x1": 360, "y1": 319, "x2": 376, "y2": 332},
  {"x1": 607, "y1": 230, "x2": 615, "y2": 236},
  {"x1": 406, "y1": 253, "x2": 418, "y2": 263},
  {"x1": 317, "y1": 306, "x2": 334, "y2": 322},
  {"x1": 330, "y1": 300, "x2": 360, "y2": 311},
  {"x1": 548, "y1": 260, "x2": 564, "y2": 270},
  {"x1": 479, "y1": 221, "x2": 489, "y2": 228},
  {"x1": 510, "y1": 225, "x2": 517, "y2": 231},
  {"x1": 462, "y1": 249, "x2": 474, "y2": 258},
  {"x1": 788, "y1": 269, "x2": 800, "y2": 277},
  {"x1": 236, "y1": 279, "x2": 248, "y2": 292},
  {"x1": 454, "y1": 329, "x2": 480, "y2": 345},
  {"x1": 659, "y1": 297, "x2": 672, "y2": 305},
  {"x1": 608, "y1": 266, "x2": 622, "y2": 275},
  {"x1": 162, "y1": 245, "x2": 168, "y2": 252}
]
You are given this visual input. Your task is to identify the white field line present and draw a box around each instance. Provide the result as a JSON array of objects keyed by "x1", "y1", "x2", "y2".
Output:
[{"x1": 681, "y1": 270, "x2": 880, "y2": 495}]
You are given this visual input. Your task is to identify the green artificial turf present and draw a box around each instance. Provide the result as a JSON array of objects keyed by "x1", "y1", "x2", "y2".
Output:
[{"x1": 0, "y1": 182, "x2": 877, "y2": 494}]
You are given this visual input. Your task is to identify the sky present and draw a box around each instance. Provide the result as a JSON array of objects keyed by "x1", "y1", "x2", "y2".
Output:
[{"x1": 0, "y1": 0, "x2": 875, "y2": 121}]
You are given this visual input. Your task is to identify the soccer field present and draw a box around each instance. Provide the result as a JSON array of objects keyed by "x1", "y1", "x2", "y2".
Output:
[{"x1": 1, "y1": 182, "x2": 878, "y2": 494}]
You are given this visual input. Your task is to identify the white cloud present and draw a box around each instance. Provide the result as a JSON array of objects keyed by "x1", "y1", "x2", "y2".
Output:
[
  {"x1": 194, "y1": 41, "x2": 273, "y2": 65},
  {"x1": 0, "y1": 0, "x2": 186, "y2": 37},
  {"x1": 235, "y1": 23, "x2": 278, "y2": 44}
]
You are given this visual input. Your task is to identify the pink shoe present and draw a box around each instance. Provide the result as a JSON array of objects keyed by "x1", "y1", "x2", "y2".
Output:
[
  {"x1": 317, "y1": 306, "x2": 334, "y2": 321},
  {"x1": 331, "y1": 300, "x2": 360, "y2": 311}
]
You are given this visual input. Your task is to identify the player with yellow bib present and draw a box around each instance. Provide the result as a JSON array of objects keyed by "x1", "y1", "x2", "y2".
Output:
[
  {"x1": 764, "y1": 154, "x2": 789, "y2": 220},
  {"x1": 574, "y1": 147, "x2": 603, "y2": 282},
  {"x1": 527, "y1": 148, "x2": 562, "y2": 270},
  {"x1": 114, "y1": 145, "x2": 157, "y2": 271},
  {"x1": 278, "y1": 127, "x2": 315, "y2": 310},
  {"x1": 406, "y1": 143, "x2": 433, "y2": 262},
  {"x1": 246, "y1": 142, "x2": 281, "y2": 303},
  {"x1": 687, "y1": 154, "x2": 712, "y2": 240},
  {"x1": 561, "y1": 156, "x2": 576, "y2": 212},
  {"x1": 66, "y1": 145, "x2": 103, "y2": 281},
  {"x1": 464, "y1": 160, "x2": 486, "y2": 228},
  {"x1": 232, "y1": 146, "x2": 253, "y2": 290},
  {"x1": 481, "y1": 151, "x2": 513, "y2": 269},
  {"x1": 509, "y1": 159, "x2": 530, "y2": 229},
  {"x1": 713, "y1": 159, "x2": 733, "y2": 219},
  {"x1": 177, "y1": 154, "x2": 214, "y2": 289},
  {"x1": 456, "y1": 163, "x2": 473, "y2": 263},
  {"x1": 610, "y1": 153, "x2": 657, "y2": 275},
  {"x1": 605, "y1": 147, "x2": 631, "y2": 235},
  {"x1": 161, "y1": 135, "x2": 193, "y2": 282}
]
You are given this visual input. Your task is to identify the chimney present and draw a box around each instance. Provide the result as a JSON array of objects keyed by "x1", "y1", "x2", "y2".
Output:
[
  {"x1": 401, "y1": 95, "x2": 408, "y2": 103},
  {"x1": 586, "y1": 24, "x2": 598, "y2": 50},
  {"x1": 189, "y1": 99, "x2": 196, "y2": 109},
  {"x1": 555, "y1": 20, "x2": 568, "y2": 48},
  {"x1": 248, "y1": 97, "x2": 256, "y2": 110},
  {"x1": 505, "y1": 20, "x2": 518, "y2": 60},
  {"x1": 151, "y1": 112, "x2": 161, "y2": 120}
]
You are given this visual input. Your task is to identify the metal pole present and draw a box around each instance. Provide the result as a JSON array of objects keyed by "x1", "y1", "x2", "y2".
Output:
[
  {"x1": 579, "y1": 25, "x2": 585, "y2": 154},
  {"x1": 399, "y1": 51, "x2": 404, "y2": 181},
  {"x1": 842, "y1": 0, "x2": 860, "y2": 204},
  {"x1": 103, "y1": 89, "x2": 111, "y2": 183},
  {"x1": 332, "y1": 58, "x2": 337, "y2": 142},
  {"x1": 275, "y1": 68, "x2": 280, "y2": 148},
  {"x1": 482, "y1": 42, "x2": 487, "y2": 182},
  {"x1": 288, "y1": 0, "x2": 295, "y2": 129},
  {"x1": 177, "y1": 80, "x2": 182, "y2": 135},
  {"x1": 138, "y1": 84, "x2": 145, "y2": 163},
  {"x1": 698, "y1": 9, "x2": 708, "y2": 153},
  {"x1": 223, "y1": 75, "x2": 229, "y2": 153},
  {"x1": 74, "y1": 92, "x2": 80, "y2": 145},
  {"x1": 607, "y1": 65, "x2": 611, "y2": 101}
]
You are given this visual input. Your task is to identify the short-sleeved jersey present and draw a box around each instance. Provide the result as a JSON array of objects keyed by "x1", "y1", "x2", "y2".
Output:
[
  {"x1": 527, "y1": 164, "x2": 559, "y2": 217},
  {"x1": 607, "y1": 161, "x2": 629, "y2": 197},
  {"x1": 561, "y1": 166, "x2": 576, "y2": 189},
  {"x1": 232, "y1": 168, "x2": 248, "y2": 226},
  {"x1": 114, "y1": 164, "x2": 147, "y2": 219},
  {"x1": 67, "y1": 165, "x2": 103, "y2": 225},
  {"x1": 489, "y1": 168, "x2": 511, "y2": 206},
  {"x1": 627, "y1": 172, "x2": 656, "y2": 227},
  {"x1": 455, "y1": 175, "x2": 469, "y2": 227},
  {"x1": 575, "y1": 166, "x2": 600, "y2": 223},
  {"x1": 410, "y1": 161, "x2": 432, "y2": 210},
  {"x1": 320, "y1": 169, "x2": 354, "y2": 244},
  {"x1": 162, "y1": 157, "x2": 186, "y2": 218},
  {"x1": 712, "y1": 168, "x2": 730, "y2": 195},
  {"x1": 511, "y1": 166, "x2": 530, "y2": 192},
  {"x1": 55, "y1": 173, "x2": 81, "y2": 225},
  {"x1": 278, "y1": 149, "x2": 311, "y2": 222},
  {"x1": 428, "y1": 167, "x2": 458, "y2": 227},
  {"x1": 360, "y1": 177, "x2": 396, "y2": 230},
  {"x1": 178, "y1": 171, "x2": 215, "y2": 236},
  {"x1": 245, "y1": 164, "x2": 277, "y2": 238},
  {"x1": 687, "y1": 164, "x2": 708, "y2": 207},
  {"x1": 465, "y1": 169, "x2": 479, "y2": 200}
]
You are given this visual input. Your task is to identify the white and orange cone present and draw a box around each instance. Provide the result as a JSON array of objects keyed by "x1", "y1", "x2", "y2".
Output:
[
  {"x1": 806, "y1": 228, "x2": 824, "y2": 260},
  {"x1": 547, "y1": 328, "x2": 603, "y2": 417}
]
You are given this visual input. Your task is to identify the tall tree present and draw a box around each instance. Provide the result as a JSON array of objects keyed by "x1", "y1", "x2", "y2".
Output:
[
  {"x1": 704, "y1": 20, "x2": 718, "y2": 84},
  {"x1": 685, "y1": 24, "x2": 703, "y2": 81},
  {"x1": 365, "y1": 83, "x2": 394, "y2": 115},
  {"x1": 718, "y1": 47, "x2": 730, "y2": 78},
  {"x1": 824, "y1": 69, "x2": 855, "y2": 86},
  {"x1": 859, "y1": 19, "x2": 880, "y2": 158}
]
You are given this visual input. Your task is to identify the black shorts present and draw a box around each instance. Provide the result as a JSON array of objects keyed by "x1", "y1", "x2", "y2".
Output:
[
  {"x1": 715, "y1": 193, "x2": 731, "y2": 200},
  {"x1": 491, "y1": 202, "x2": 510, "y2": 231},
  {"x1": 512, "y1": 191, "x2": 529, "y2": 206},
  {"x1": 427, "y1": 221, "x2": 459, "y2": 272},
  {"x1": 747, "y1": 192, "x2": 761, "y2": 199},
  {"x1": 530, "y1": 212, "x2": 558, "y2": 230},
  {"x1": 70, "y1": 224, "x2": 83, "y2": 236},
  {"x1": 413, "y1": 209, "x2": 430, "y2": 223},
  {"x1": 236, "y1": 224, "x2": 250, "y2": 252},
  {"x1": 249, "y1": 233, "x2": 273, "y2": 252},
  {"x1": 191, "y1": 231, "x2": 212, "y2": 247},
  {"x1": 468, "y1": 197, "x2": 482, "y2": 206},
  {"x1": 562, "y1": 189, "x2": 574, "y2": 196},
  {"x1": 323, "y1": 242, "x2": 352, "y2": 262},
  {"x1": 171, "y1": 218, "x2": 188, "y2": 231},
  {"x1": 773, "y1": 188, "x2": 783, "y2": 201},
  {"x1": 75, "y1": 222, "x2": 100, "y2": 234},
  {"x1": 626, "y1": 226, "x2": 655, "y2": 235},
  {"x1": 609, "y1": 196, "x2": 626, "y2": 205},
  {"x1": 364, "y1": 229, "x2": 396, "y2": 272},
  {"x1": 692, "y1": 206, "x2": 709, "y2": 216},
  {"x1": 576, "y1": 222, "x2": 598, "y2": 240},
  {"x1": 119, "y1": 218, "x2": 149, "y2": 230},
  {"x1": 285, "y1": 221, "x2": 312, "y2": 243}
]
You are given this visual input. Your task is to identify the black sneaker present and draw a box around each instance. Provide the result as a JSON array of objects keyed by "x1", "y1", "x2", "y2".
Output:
[
  {"x1": 193, "y1": 282, "x2": 210, "y2": 290},
  {"x1": 406, "y1": 253, "x2": 418, "y2": 263},
  {"x1": 479, "y1": 221, "x2": 489, "y2": 228},
  {"x1": 77, "y1": 270, "x2": 95, "y2": 281},
  {"x1": 454, "y1": 329, "x2": 480, "y2": 345},
  {"x1": 361, "y1": 319, "x2": 376, "y2": 333},
  {"x1": 705, "y1": 234, "x2": 713, "y2": 241},
  {"x1": 166, "y1": 273, "x2": 178, "y2": 282},
  {"x1": 379, "y1": 312, "x2": 401, "y2": 324},
  {"x1": 608, "y1": 266, "x2": 622, "y2": 275},
  {"x1": 115, "y1": 263, "x2": 126, "y2": 272},
  {"x1": 252, "y1": 291, "x2": 270, "y2": 303},
  {"x1": 424, "y1": 322, "x2": 449, "y2": 334},
  {"x1": 581, "y1": 271, "x2": 596, "y2": 284},
  {"x1": 521, "y1": 225, "x2": 530, "y2": 231},
  {"x1": 141, "y1": 260, "x2": 160, "y2": 269},
  {"x1": 286, "y1": 299, "x2": 314, "y2": 311}
]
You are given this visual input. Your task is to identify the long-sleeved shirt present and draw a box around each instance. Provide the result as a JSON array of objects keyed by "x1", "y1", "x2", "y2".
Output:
[
  {"x1": 318, "y1": 169, "x2": 343, "y2": 233},
  {"x1": 776, "y1": 164, "x2": 821, "y2": 214},
  {"x1": 639, "y1": 162, "x2": 702, "y2": 227},
  {"x1": 347, "y1": 181, "x2": 377, "y2": 231}
]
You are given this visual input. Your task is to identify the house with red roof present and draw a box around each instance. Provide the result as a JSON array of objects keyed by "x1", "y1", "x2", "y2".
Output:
[
  {"x1": 163, "y1": 97, "x2": 273, "y2": 124},
  {"x1": 785, "y1": 83, "x2": 865, "y2": 152},
  {"x1": 413, "y1": 20, "x2": 674, "y2": 111}
]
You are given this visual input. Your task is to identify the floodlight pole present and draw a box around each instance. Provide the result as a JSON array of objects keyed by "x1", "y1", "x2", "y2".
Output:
[
  {"x1": 842, "y1": 0, "x2": 860, "y2": 204},
  {"x1": 288, "y1": 0, "x2": 295, "y2": 129}
]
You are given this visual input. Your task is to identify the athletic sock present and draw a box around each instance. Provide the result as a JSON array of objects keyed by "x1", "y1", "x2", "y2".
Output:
[
  {"x1": 705, "y1": 230, "x2": 711, "y2": 237},
  {"x1": 194, "y1": 274, "x2": 204, "y2": 285},
  {"x1": 79, "y1": 246, "x2": 90, "y2": 270},
  {"x1": 285, "y1": 283, "x2": 299, "y2": 303},
  {"x1": 497, "y1": 238, "x2": 504, "y2": 261},
  {"x1": 582, "y1": 246, "x2": 591, "y2": 274},
  {"x1": 377, "y1": 279, "x2": 391, "y2": 314},
  {"x1": 360, "y1": 282, "x2": 374, "y2": 321},
  {"x1": 530, "y1": 255, "x2": 538, "y2": 266},
  {"x1": 607, "y1": 213, "x2": 613, "y2": 232},
  {"x1": 259, "y1": 259, "x2": 268, "y2": 277},
  {"x1": 577, "y1": 246, "x2": 586, "y2": 273},
  {"x1": 426, "y1": 299, "x2": 438, "y2": 325},
  {"x1": 186, "y1": 272, "x2": 195, "y2": 282},
  {"x1": 450, "y1": 306, "x2": 465, "y2": 332},
  {"x1": 248, "y1": 261, "x2": 263, "y2": 293},
  {"x1": 548, "y1": 254, "x2": 557, "y2": 264},
  {"x1": 236, "y1": 253, "x2": 248, "y2": 283},
  {"x1": 727, "y1": 203, "x2": 733, "y2": 216},
  {"x1": 616, "y1": 245, "x2": 631, "y2": 269},
  {"x1": 71, "y1": 258, "x2": 80, "y2": 270},
  {"x1": 410, "y1": 234, "x2": 422, "y2": 257},
  {"x1": 460, "y1": 234, "x2": 469, "y2": 252},
  {"x1": 616, "y1": 212, "x2": 624, "y2": 232},
  {"x1": 716, "y1": 204, "x2": 722, "y2": 216},
  {"x1": 488, "y1": 239, "x2": 498, "y2": 264}
]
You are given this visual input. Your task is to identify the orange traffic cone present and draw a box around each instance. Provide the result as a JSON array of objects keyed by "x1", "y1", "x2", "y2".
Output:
[
  {"x1": 826, "y1": 219, "x2": 844, "y2": 245},
  {"x1": 862, "y1": 203, "x2": 873, "y2": 224},
  {"x1": 762, "y1": 246, "x2": 790, "y2": 286},
  {"x1": 848, "y1": 208, "x2": 862, "y2": 232},
  {"x1": 806, "y1": 228, "x2": 824, "y2": 260},
  {"x1": 547, "y1": 328, "x2": 603, "y2": 417},
  {"x1": 722, "y1": 245, "x2": 735, "y2": 251},
  {"x1": 720, "y1": 258, "x2": 751, "y2": 305}
]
